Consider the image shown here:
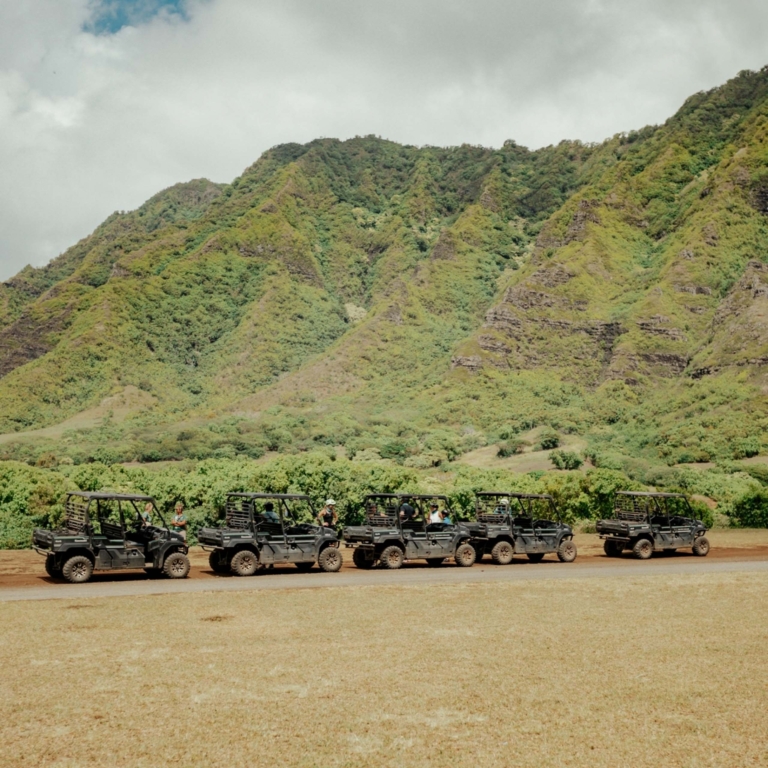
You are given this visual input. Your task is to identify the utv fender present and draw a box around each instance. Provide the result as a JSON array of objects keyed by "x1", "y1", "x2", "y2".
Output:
[
  {"x1": 230, "y1": 543, "x2": 260, "y2": 559},
  {"x1": 59, "y1": 547, "x2": 94, "y2": 564},
  {"x1": 375, "y1": 540, "x2": 405, "y2": 555}
]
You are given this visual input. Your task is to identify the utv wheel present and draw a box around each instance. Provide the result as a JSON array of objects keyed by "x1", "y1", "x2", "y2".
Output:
[
  {"x1": 527, "y1": 553, "x2": 545, "y2": 563},
  {"x1": 62, "y1": 555, "x2": 93, "y2": 584},
  {"x1": 491, "y1": 540, "x2": 514, "y2": 565},
  {"x1": 318, "y1": 546, "x2": 343, "y2": 573},
  {"x1": 632, "y1": 539, "x2": 653, "y2": 560},
  {"x1": 44, "y1": 556, "x2": 61, "y2": 578},
  {"x1": 295, "y1": 562, "x2": 314, "y2": 571},
  {"x1": 352, "y1": 549, "x2": 375, "y2": 569},
  {"x1": 163, "y1": 552, "x2": 191, "y2": 579},
  {"x1": 208, "y1": 551, "x2": 230, "y2": 574},
  {"x1": 692, "y1": 536, "x2": 710, "y2": 557},
  {"x1": 603, "y1": 540, "x2": 623, "y2": 557},
  {"x1": 379, "y1": 545, "x2": 404, "y2": 570},
  {"x1": 425, "y1": 558, "x2": 445, "y2": 567},
  {"x1": 557, "y1": 539, "x2": 577, "y2": 563},
  {"x1": 455, "y1": 543, "x2": 476, "y2": 567},
  {"x1": 230, "y1": 550, "x2": 259, "y2": 577}
]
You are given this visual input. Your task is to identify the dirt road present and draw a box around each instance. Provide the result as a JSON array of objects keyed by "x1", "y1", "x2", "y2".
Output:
[{"x1": 3, "y1": 530, "x2": 768, "y2": 601}]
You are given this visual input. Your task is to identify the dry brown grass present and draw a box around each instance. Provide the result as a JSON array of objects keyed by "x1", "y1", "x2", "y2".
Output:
[{"x1": 2, "y1": 572, "x2": 768, "y2": 767}]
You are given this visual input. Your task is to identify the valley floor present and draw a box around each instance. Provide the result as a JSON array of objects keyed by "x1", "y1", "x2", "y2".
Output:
[{"x1": 2, "y1": 563, "x2": 767, "y2": 767}]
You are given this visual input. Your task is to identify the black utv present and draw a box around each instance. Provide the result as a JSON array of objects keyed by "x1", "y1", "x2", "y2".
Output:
[
  {"x1": 597, "y1": 491, "x2": 710, "y2": 559},
  {"x1": 466, "y1": 492, "x2": 577, "y2": 564},
  {"x1": 197, "y1": 493, "x2": 343, "y2": 575},
  {"x1": 342, "y1": 494, "x2": 476, "y2": 569},
  {"x1": 32, "y1": 492, "x2": 190, "y2": 583}
]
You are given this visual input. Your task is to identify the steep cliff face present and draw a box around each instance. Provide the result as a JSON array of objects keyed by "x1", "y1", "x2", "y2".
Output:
[
  {"x1": 456, "y1": 69, "x2": 768, "y2": 390},
  {"x1": 0, "y1": 138, "x2": 593, "y2": 434},
  {"x1": 2, "y1": 69, "x2": 768, "y2": 467}
]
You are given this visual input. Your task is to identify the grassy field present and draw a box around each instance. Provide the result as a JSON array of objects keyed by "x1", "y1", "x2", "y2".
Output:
[{"x1": 2, "y1": 570, "x2": 768, "y2": 767}]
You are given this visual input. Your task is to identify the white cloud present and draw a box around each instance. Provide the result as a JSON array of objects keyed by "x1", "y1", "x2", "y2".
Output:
[{"x1": 1, "y1": 0, "x2": 767, "y2": 280}]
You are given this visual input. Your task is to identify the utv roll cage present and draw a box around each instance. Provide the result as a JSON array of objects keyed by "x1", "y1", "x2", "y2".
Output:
[
  {"x1": 361, "y1": 493, "x2": 456, "y2": 528},
  {"x1": 613, "y1": 491, "x2": 695, "y2": 524},
  {"x1": 474, "y1": 491, "x2": 562, "y2": 525},
  {"x1": 62, "y1": 491, "x2": 170, "y2": 534}
]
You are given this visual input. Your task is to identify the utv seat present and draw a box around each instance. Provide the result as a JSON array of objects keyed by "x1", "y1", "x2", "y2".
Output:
[
  {"x1": 478, "y1": 513, "x2": 507, "y2": 523},
  {"x1": 367, "y1": 515, "x2": 396, "y2": 527},
  {"x1": 100, "y1": 521, "x2": 123, "y2": 539},
  {"x1": 255, "y1": 520, "x2": 284, "y2": 537}
]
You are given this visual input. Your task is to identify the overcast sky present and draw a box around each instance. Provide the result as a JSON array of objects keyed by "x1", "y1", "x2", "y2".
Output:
[{"x1": 1, "y1": 0, "x2": 767, "y2": 281}]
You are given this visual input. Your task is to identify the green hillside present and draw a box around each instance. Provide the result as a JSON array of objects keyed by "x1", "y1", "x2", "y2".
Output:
[{"x1": 2, "y1": 67, "x2": 768, "y2": 480}]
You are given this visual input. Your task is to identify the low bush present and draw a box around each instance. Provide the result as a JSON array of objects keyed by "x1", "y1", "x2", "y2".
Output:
[
  {"x1": 538, "y1": 428, "x2": 560, "y2": 450},
  {"x1": 497, "y1": 437, "x2": 528, "y2": 457},
  {"x1": 729, "y1": 489, "x2": 768, "y2": 527},
  {"x1": 550, "y1": 450, "x2": 583, "y2": 470}
]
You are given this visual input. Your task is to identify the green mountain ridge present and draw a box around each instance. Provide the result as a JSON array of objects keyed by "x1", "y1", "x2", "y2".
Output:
[{"x1": 2, "y1": 67, "x2": 768, "y2": 474}]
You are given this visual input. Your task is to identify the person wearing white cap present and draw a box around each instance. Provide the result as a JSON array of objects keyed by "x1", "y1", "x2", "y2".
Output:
[
  {"x1": 317, "y1": 499, "x2": 338, "y2": 529},
  {"x1": 495, "y1": 497, "x2": 511, "y2": 515}
]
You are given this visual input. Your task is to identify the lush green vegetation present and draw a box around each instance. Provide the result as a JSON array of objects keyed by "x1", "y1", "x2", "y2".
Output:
[
  {"x1": 1, "y1": 68, "x2": 768, "y2": 516},
  {"x1": 6, "y1": 453, "x2": 762, "y2": 548}
]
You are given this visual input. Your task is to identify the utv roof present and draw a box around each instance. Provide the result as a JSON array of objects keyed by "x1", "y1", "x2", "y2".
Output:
[
  {"x1": 67, "y1": 491, "x2": 155, "y2": 502},
  {"x1": 616, "y1": 491, "x2": 687, "y2": 499},
  {"x1": 363, "y1": 493, "x2": 449, "y2": 500},
  {"x1": 227, "y1": 492, "x2": 311, "y2": 500},
  {"x1": 476, "y1": 491, "x2": 554, "y2": 500}
]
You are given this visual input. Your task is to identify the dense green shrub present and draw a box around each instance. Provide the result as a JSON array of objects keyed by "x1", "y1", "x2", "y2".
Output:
[
  {"x1": 497, "y1": 437, "x2": 528, "y2": 457},
  {"x1": 538, "y1": 428, "x2": 560, "y2": 450},
  {"x1": 729, "y1": 489, "x2": 768, "y2": 527},
  {"x1": 549, "y1": 450, "x2": 583, "y2": 470}
]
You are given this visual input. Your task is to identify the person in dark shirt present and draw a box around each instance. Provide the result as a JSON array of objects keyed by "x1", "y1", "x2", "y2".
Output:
[
  {"x1": 399, "y1": 502, "x2": 416, "y2": 521},
  {"x1": 317, "y1": 499, "x2": 338, "y2": 528},
  {"x1": 263, "y1": 502, "x2": 280, "y2": 522}
]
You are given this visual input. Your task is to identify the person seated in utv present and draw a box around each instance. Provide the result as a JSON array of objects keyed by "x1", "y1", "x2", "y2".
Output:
[
  {"x1": 140, "y1": 502, "x2": 153, "y2": 527},
  {"x1": 399, "y1": 502, "x2": 416, "y2": 522},
  {"x1": 263, "y1": 502, "x2": 280, "y2": 522},
  {"x1": 494, "y1": 497, "x2": 511, "y2": 516},
  {"x1": 429, "y1": 502, "x2": 442, "y2": 523}
]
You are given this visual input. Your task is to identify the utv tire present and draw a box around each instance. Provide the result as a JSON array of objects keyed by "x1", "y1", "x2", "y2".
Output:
[
  {"x1": 491, "y1": 540, "x2": 515, "y2": 565},
  {"x1": 632, "y1": 538, "x2": 653, "y2": 560},
  {"x1": 603, "y1": 540, "x2": 623, "y2": 557},
  {"x1": 455, "y1": 543, "x2": 476, "y2": 567},
  {"x1": 379, "y1": 545, "x2": 405, "y2": 570},
  {"x1": 44, "y1": 556, "x2": 61, "y2": 578},
  {"x1": 352, "y1": 548, "x2": 375, "y2": 569},
  {"x1": 692, "y1": 536, "x2": 710, "y2": 557},
  {"x1": 163, "y1": 552, "x2": 191, "y2": 579},
  {"x1": 230, "y1": 550, "x2": 259, "y2": 577},
  {"x1": 62, "y1": 555, "x2": 93, "y2": 584},
  {"x1": 208, "y1": 551, "x2": 230, "y2": 574},
  {"x1": 295, "y1": 562, "x2": 314, "y2": 572},
  {"x1": 425, "y1": 558, "x2": 445, "y2": 567},
  {"x1": 527, "y1": 553, "x2": 545, "y2": 563},
  {"x1": 318, "y1": 546, "x2": 343, "y2": 573},
  {"x1": 557, "y1": 539, "x2": 577, "y2": 563}
]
